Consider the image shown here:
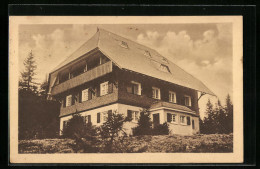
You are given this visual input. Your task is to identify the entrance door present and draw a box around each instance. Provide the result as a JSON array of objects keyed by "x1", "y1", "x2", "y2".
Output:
[{"x1": 153, "y1": 113, "x2": 160, "y2": 126}]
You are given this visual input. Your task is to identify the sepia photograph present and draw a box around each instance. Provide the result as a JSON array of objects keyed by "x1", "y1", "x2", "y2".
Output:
[{"x1": 9, "y1": 16, "x2": 243, "y2": 163}]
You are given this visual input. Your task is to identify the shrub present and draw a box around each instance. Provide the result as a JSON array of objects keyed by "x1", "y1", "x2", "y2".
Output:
[
  {"x1": 132, "y1": 109, "x2": 153, "y2": 136},
  {"x1": 152, "y1": 122, "x2": 169, "y2": 135},
  {"x1": 99, "y1": 111, "x2": 130, "y2": 152},
  {"x1": 62, "y1": 114, "x2": 86, "y2": 138},
  {"x1": 62, "y1": 114, "x2": 99, "y2": 153}
]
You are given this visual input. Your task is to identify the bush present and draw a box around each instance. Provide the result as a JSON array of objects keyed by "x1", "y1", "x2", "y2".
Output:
[
  {"x1": 99, "y1": 111, "x2": 130, "y2": 152},
  {"x1": 152, "y1": 122, "x2": 169, "y2": 135},
  {"x1": 132, "y1": 109, "x2": 153, "y2": 136},
  {"x1": 62, "y1": 114, "x2": 99, "y2": 153}
]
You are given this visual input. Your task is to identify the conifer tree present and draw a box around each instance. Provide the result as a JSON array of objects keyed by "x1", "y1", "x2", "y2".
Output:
[
  {"x1": 225, "y1": 94, "x2": 233, "y2": 133},
  {"x1": 132, "y1": 109, "x2": 152, "y2": 136},
  {"x1": 201, "y1": 99, "x2": 215, "y2": 134},
  {"x1": 19, "y1": 50, "x2": 38, "y2": 93},
  {"x1": 215, "y1": 100, "x2": 227, "y2": 133}
]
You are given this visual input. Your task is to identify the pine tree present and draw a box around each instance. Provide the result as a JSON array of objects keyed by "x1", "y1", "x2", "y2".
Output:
[
  {"x1": 19, "y1": 50, "x2": 38, "y2": 93},
  {"x1": 225, "y1": 94, "x2": 233, "y2": 133},
  {"x1": 201, "y1": 99, "x2": 215, "y2": 134},
  {"x1": 132, "y1": 109, "x2": 152, "y2": 136},
  {"x1": 215, "y1": 100, "x2": 228, "y2": 133}
]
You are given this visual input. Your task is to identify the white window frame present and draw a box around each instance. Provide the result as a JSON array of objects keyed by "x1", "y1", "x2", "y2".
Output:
[
  {"x1": 170, "y1": 113, "x2": 178, "y2": 124},
  {"x1": 184, "y1": 95, "x2": 192, "y2": 106},
  {"x1": 101, "y1": 111, "x2": 108, "y2": 123},
  {"x1": 152, "y1": 87, "x2": 161, "y2": 100},
  {"x1": 132, "y1": 111, "x2": 140, "y2": 122},
  {"x1": 180, "y1": 115, "x2": 186, "y2": 125},
  {"x1": 100, "y1": 81, "x2": 109, "y2": 96},
  {"x1": 82, "y1": 88, "x2": 89, "y2": 102},
  {"x1": 169, "y1": 91, "x2": 177, "y2": 103},
  {"x1": 66, "y1": 95, "x2": 72, "y2": 107},
  {"x1": 84, "y1": 115, "x2": 91, "y2": 124},
  {"x1": 131, "y1": 81, "x2": 141, "y2": 95}
]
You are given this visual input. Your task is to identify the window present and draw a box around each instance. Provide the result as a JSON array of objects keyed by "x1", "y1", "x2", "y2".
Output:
[
  {"x1": 102, "y1": 112, "x2": 108, "y2": 122},
  {"x1": 101, "y1": 110, "x2": 112, "y2": 123},
  {"x1": 84, "y1": 115, "x2": 91, "y2": 124},
  {"x1": 100, "y1": 55, "x2": 110, "y2": 65},
  {"x1": 167, "y1": 113, "x2": 178, "y2": 123},
  {"x1": 100, "y1": 81, "x2": 109, "y2": 96},
  {"x1": 127, "y1": 81, "x2": 141, "y2": 95},
  {"x1": 169, "y1": 91, "x2": 176, "y2": 103},
  {"x1": 127, "y1": 110, "x2": 140, "y2": 122},
  {"x1": 152, "y1": 87, "x2": 161, "y2": 99},
  {"x1": 184, "y1": 95, "x2": 192, "y2": 106},
  {"x1": 180, "y1": 115, "x2": 186, "y2": 124},
  {"x1": 120, "y1": 41, "x2": 128, "y2": 49},
  {"x1": 159, "y1": 64, "x2": 170, "y2": 73},
  {"x1": 82, "y1": 89, "x2": 89, "y2": 102},
  {"x1": 66, "y1": 95, "x2": 72, "y2": 107}
]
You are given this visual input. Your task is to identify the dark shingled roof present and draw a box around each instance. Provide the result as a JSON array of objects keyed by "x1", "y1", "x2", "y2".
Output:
[{"x1": 51, "y1": 28, "x2": 215, "y2": 95}]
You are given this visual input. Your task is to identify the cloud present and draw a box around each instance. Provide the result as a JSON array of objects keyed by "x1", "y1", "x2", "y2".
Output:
[
  {"x1": 137, "y1": 25, "x2": 232, "y2": 67},
  {"x1": 136, "y1": 24, "x2": 233, "y2": 117},
  {"x1": 19, "y1": 25, "x2": 94, "y2": 83}
]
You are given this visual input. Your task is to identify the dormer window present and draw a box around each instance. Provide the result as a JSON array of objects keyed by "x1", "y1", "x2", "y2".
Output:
[
  {"x1": 159, "y1": 64, "x2": 171, "y2": 73},
  {"x1": 144, "y1": 50, "x2": 151, "y2": 57},
  {"x1": 120, "y1": 41, "x2": 128, "y2": 49}
]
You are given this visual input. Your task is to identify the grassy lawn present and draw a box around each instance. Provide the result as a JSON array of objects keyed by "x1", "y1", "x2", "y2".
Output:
[{"x1": 19, "y1": 133, "x2": 233, "y2": 153}]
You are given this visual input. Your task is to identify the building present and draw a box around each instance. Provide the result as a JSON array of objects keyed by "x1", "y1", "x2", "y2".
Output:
[{"x1": 47, "y1": 28, "x2": 215, "y2": 136}]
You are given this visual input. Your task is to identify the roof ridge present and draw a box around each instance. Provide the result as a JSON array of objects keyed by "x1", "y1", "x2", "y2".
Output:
[{"x1": 97, "y1": 27, "x2": 101, "y2": 47}]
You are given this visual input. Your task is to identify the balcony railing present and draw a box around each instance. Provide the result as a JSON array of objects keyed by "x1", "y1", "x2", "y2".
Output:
[{"x1": 52, "y1": 61, "x2": 113, "y2": 95}]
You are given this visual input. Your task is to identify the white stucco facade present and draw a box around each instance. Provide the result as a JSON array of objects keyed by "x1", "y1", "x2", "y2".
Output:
[
  {"x1": 60, "y1": 103, "x2": 199, "y2": 136},
  {"x1": 59, "y1": 103, "x2": 142, "y2": 135}
]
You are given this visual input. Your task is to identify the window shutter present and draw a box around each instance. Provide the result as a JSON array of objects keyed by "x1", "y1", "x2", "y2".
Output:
[
  {"x1": 108, "y1": 110, "x2": 112, "y2": 118},
  {"x1": 88, "y1": 89, "x2": 91, "y2": 100},
  {"x1": 70, "y1": 95, "x2": 73, "y2": 105},
  {"x1": 126, "y1": 84, "x2": 132, "y2": 93},
  {"x1": 97, "y1": 113, "x2": 100, "y2": 123},
  {"x1": 79, "y1": 90, "x2": 82, "y2": 103},
  {"x1": 108, "y1": 82, "x2": 113, "y2": 94},
  {"x1": 187, "y1": 116, "x2": 191, "y2": 125},
  {"x1": 167, "y1": 113, "x2": 172, "y2": 122},
  {"x1": 127, "y1": 110, "x2": 132, "y2": 119},
  {"x1": 63, "y1": 97, "x2": 66, "y2": 107},
  {"x1": 96, "y1": 86, "x2": 100, "y2": 97},
  {"x1": 88, "y1": 115, "x2": 91, "y2": 123}
]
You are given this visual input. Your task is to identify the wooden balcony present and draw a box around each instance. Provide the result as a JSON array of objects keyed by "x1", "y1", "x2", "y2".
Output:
[{"x1": 52, "y1": 61, "x2": 113, "y2": 95}]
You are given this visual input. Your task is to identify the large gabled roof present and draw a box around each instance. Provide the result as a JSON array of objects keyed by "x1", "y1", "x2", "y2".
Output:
[{"x1": 52, "y1": 28, "x2": 215, "y2": 96}]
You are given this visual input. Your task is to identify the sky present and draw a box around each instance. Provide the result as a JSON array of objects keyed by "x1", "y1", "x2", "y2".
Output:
[{"x1": 19, "y1": 23, "x2": 233, "y2": 118}]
